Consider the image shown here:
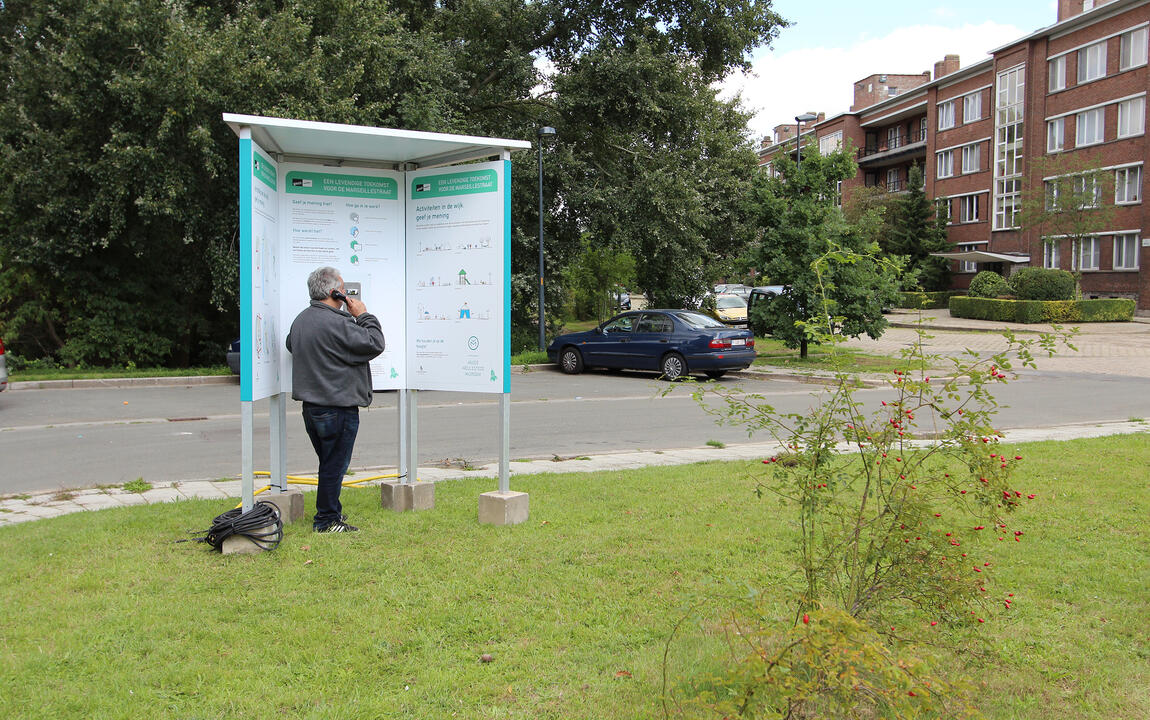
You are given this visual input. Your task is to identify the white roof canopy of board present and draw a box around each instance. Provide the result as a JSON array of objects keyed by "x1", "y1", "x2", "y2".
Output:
[{"x1": 223, "y1": 113, "x2": 533, "y2": 170}]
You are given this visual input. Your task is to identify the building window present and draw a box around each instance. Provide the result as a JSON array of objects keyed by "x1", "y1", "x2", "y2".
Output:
[
  {"x1": 963, "y1": 91, "x2": 982, "y2": 123},
  {"x1": 937, "y1": 150, "x2": 954, "y2": 178},
  {"x1": 938, "y1": 101, "x2": 956, "y2": 130},
  {"x1": 919, "y1": 117, "x2": 928, "y2": 142},
  {"x1": 994, "y1": 65, "x2": 1024, "y2": 230},
  {"x1": 887, "y1": 126, "x2": 902, "y2": 150},
  {"x1": 887, "y1": 167, "x2": 901, "y2": 192},
  {"x1": 962, "y1": 143, "x2": 980, "y2": 173},
  {"x1": 1117, "y1": 97, "x2": 1146, "y2": 138},
  {"x1": 1043, "y1": 240, "x2": 1061, "y2": 269},
  {"x1": 959, "y1": 244, "x2": 978, "y2": 273},
  {"x1": 1116, "y1": 165, "x2": 1143, "y2": 204},
  {"x1": 1049, "y1": 56, "x2": 1067, "y2": 92},
  {"x1": 960, "y1": 195, "x2": 979, "y2": 223},
  {"x1": 888, "y1": 86, "x2": 900, "y2": 96},
  {"x1": 1083, "y1": 0, "x2": 1095, "y2": 9},
  {"x1": 1072, "y1": 175, "x2": 1102, "y2": 208},
  {"x1": 1119, "y1": 27, "x2": 1148, "y2": 70},
  {"x1": 1072, "y1": 237, "x2": 1100, "y2": 271},
  {"x1": 1048, "y1": 118, "x2": 1065, "y2": 152},
  {"x1": 1114, "y1": 234, "x2": 1140, "y2": 270},
  {"x1": 1076, "y1": 107, "x2": 1105, "y2": 146},
  {"x1": 819, "y1": 131, "x2": 843, "y2": 155},
  {"x1": 1077, "y1": 41, "x2": 1107, "y2": 84}
]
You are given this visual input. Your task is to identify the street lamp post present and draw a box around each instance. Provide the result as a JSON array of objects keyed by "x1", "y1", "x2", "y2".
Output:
[
  {"x1": 794, "y1": 112, "x2": 818, "y2": 171},
  {"x1": 537, "y1": 126, "x2": 557, "y2": 351}
]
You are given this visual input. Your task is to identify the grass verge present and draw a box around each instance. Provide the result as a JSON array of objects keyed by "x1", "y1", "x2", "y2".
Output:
[
  {"x1": 1, "y1": 435, "x2": 1145, "y2": 718},
  {"x1": 12, "y1": 365, "x2": 231, "y2": 382}
]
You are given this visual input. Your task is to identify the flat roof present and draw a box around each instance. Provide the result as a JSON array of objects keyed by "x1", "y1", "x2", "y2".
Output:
[{"x1": 223, "y1": 114, "x2": 532, "y2": 169}]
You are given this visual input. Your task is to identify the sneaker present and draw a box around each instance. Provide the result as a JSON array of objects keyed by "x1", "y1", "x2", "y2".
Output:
[{"x1": 315, "y1": 520, "x2": 359, "y2": 533}]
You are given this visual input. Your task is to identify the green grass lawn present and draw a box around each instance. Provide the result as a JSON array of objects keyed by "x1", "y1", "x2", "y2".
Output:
[
  {"x1": 12, "y1": 366, "x2": 232, "y2": 382},
  {"x1": 2, "y1": 436, "x2": 1146, "y2": 718}
]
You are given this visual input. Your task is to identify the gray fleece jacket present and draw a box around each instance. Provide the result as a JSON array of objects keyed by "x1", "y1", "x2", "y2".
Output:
[{"x1": 285, "y1": 301, "x2": 385, "y2": 407}]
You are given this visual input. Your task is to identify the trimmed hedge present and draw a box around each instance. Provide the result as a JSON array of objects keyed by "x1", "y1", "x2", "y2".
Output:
[
  {"x1": 897, "y1": 290, "x2": 966, "y2": 309},
  {"x1": 1008, "y1": 267, "x2": 1076, "y2": 301},
  {"x1": 949, "y1": 296, "x2": 1135, "y2": 323}
]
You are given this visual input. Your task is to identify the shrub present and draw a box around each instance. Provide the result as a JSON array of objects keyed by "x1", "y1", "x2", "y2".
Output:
[
  {"x1": 967, "y1": 271, "x2": 1009, "y2": 298},
  {"x1": 897, "y1": 290, "x2": 965, "y2": 309},
  {"x1": 1008, "y1": 267, "x2": 1076, "y2": 301},
  {"x1": 949, "y1": 296, "x2": 1135, "y2": 323}
]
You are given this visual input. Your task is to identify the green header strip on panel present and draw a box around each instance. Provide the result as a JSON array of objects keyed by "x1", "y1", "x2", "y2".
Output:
[
  {"x1": 411, "y1": 169, "x2": 498, "y2": 199},
  {"x1": 253, "y1": 150, "x2": 276, "y2": 190},
  {"x1": 285, "y1": 171, "x2": 398, "y2": 199}
]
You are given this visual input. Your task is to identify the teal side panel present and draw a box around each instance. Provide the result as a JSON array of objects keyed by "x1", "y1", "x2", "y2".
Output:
[
  {"x1": 503, "y1": 159, "x2": 512, "y2": 394},
  {"x1": 239, "y1": 137, "x2": 253, "y2": 401}
]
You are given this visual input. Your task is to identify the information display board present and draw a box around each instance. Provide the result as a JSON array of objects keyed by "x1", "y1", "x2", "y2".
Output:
[
  {"x1": 277, "y1": 164, "x2": 407, "y2": 391},
  {"x1": 405, "y1": 161, "x2": 510, "y2": 393},
  {"x1": 239, "y1": 138, "x2": 282, "y2": 402}
]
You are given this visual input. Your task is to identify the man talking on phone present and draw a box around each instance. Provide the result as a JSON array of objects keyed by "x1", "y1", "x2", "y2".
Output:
[{"x1": 286, "y1": 266, "x2": 385, "y2": 533}]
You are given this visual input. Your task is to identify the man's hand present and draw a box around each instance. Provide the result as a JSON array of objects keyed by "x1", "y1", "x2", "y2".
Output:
[{"x1": 345, "y1": 295, "x2": 367, "y2": 317}]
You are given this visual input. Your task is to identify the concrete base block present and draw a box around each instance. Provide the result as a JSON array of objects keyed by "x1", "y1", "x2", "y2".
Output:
[
  {"x1": 478, "y1": 491, "x2": 529, "y2": 526},
  {"x1": 381, "y1": 481, "x2": 435, "y2": 512},
  {"x1": 221, "y1": 524, "x2": 279, "y2": 555},
  {"x1": 257, "y1": 489, "x2": 305, "y2": 523}
]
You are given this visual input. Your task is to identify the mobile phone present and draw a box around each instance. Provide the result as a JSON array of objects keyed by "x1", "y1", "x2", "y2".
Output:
[{"x1": 331, "y1": 289, "x2": 347, "y2": 302}]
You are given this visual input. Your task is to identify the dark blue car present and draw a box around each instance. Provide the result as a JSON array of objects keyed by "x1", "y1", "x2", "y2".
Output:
[{"x1": 546, "y1": 309, "x2": 756, "y2": 380}]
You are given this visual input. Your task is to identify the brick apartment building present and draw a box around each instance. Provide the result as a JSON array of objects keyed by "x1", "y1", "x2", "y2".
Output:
[{"x1": 757, "y1": 0, "x2": 1149, "y2": 311}]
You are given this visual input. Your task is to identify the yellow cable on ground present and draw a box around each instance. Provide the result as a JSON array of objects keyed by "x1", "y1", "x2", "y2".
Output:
[{"x1": 235, "y1": 472, "x2": 415, "y2": 508}]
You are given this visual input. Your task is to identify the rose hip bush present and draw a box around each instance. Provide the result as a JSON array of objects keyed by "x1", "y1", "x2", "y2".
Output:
[{"x1": 668, "y1": 248, "x2": 1077, "y2": 718}]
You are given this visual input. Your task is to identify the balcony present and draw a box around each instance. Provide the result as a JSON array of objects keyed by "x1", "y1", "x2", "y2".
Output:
[
  {"x1": 858, "y1": 129, "x2": 927, "y2": 168},
  {"x1": 864, "y1": 178, "x2": 908, "y2": 193}
]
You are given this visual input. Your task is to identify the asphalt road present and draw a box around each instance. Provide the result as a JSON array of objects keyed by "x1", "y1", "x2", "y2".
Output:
[{"x1": 2, "y1": 366, "x2": 1149, "y2": 495}]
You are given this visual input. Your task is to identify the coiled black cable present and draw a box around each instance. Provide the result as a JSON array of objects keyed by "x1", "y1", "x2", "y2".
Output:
[{"x1": 196, "y1": 501, "x2": 283, "y2": 552}]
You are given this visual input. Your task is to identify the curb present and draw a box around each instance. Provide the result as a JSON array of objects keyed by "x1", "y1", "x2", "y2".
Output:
[{"x1": 10, "y1": 375, "x2": 239, "y2": 391}]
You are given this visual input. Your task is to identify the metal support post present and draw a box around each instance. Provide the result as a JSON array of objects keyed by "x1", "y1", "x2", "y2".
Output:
[
  {"x1": 499, "y1": 392, "x2": 510, "y2": 493},
  {"x1": 398, "y1": 388, "x2": 409, "y2": 482},
  {"x1": 269, "y1": 393, "x2": 288, "y2": 491},
  {"x1": 241, "y1": 401, "x2": 254, "y2": 512},
  {"x1": 406, "y1": 390, "x2": 419, "y2": 483}
]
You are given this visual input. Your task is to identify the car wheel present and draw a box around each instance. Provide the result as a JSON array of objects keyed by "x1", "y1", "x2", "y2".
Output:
[
  {"x1": 559, "y1": 347, "x2": 584, "y2": 374},
  {"x1": 660, "y1": 352, "x2": 687, "y2": 381},
  {"x1": 705, "y1": 370, "x2": 726, "y2": 379}
]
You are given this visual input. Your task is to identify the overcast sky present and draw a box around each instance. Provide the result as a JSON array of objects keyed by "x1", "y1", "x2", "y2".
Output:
[{"x1": 723, "y1": 1, "x2": 1060, "y2": 141}]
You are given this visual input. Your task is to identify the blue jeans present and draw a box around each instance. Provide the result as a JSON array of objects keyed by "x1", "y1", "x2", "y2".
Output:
[{"x1": 302, "y1": 403, "x2": 360, "y2": 529}]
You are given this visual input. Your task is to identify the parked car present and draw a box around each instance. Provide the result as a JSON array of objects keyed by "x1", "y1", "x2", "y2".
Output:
[
  {"x1": 746, "y1": 285, "x2": 790, "y2": 335},
  {"x1": 612, "y1": 287, "x2": 631, "y2": 311},
  {"x1": 0, "y1": 336, "x2": 8, "y2": 392},
  {"x1": 546, "y1": 309, "x2": 755, "y2": 380},
  {"x1": 714, "y1": 284, "x2": 752, "y2": 301},
  {"x1": 712, "y1": 293, "x2": 748, "y2": 326}
]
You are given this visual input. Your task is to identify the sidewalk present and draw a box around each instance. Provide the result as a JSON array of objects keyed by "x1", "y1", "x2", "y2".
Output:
[{"x1": 2, "y1": 419, "x2": 1146, "y2": 526}]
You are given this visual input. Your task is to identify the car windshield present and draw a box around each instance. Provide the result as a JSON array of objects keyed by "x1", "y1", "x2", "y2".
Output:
[
  {"x1": 716, "y1": 295, "x2": 746, "y2": 309},
  {"x1": 674, "y1": 311, "x2": 726, "y2": 329}
]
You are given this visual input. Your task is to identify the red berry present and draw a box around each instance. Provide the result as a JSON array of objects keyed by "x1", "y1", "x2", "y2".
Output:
[{"x1": 802, "y1": 613, "x2": 809, "y2": 624}]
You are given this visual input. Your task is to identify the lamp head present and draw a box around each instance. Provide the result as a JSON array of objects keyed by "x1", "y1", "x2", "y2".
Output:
[
  {"x1": 795, "y1": 112, "x2": 818, "y2": 124},
  {"x1": 538, "y1": 126, "x2": 557, "y2": 139}
]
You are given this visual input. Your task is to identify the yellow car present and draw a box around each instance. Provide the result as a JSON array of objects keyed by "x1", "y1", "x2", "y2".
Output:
[{"x1": 712, "y1": 293, "x2": 748, "y2": 326}]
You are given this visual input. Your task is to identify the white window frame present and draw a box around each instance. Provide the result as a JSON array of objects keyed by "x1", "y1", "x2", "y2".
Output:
[
  {"x1": 993, "y1": 65, "x2": 1025, "y2": 230},
  {"x1": 937, "y1": 149, "x2": 954, "y2": 178},
  {"x1": 1076, "y1": 107, "x2": 1105, "y2": 147},
  {"x1": 1083, "y1": 0, "x2": 1095, "y2": 9},
  {"x1": 818, "y1": 130, "x2": 843, "y2": 155},
  {"x1": 961, "y1": 143, "x2": 980, "y2": 174},
  {"x1": 963, "y1": 91, "x2": 982, "y2": 123},
  {"x1": 1072, "y1": 237, "x2": 1101, "y2": 271},
  {"x1": 1119, "y1": 27, "x2": 1148, "y2": 71},
  {"x1": 1115, "y1": 165, "x2": 1143, "y2": 204},
  {"x1": 1117, "y1": 97, "x2": 1145, "y2": 138},
  {"x1": 938, "y1": 101, "x2": 956, "y2": 130},
  {"x1": 960, "y1": 195, "x2": 979, "y2": 223},
  {"x1": 886, "y1": 167, "x2": 901, "y2": 191},
  {"x1": 1078, "y1": 41, "x2": 1107, "y2": 84},
  {"x1": 1113, "y1": 233, "x2": 1140, "y2": 270},
  {"x1": 1048, "y1": 118, "x2": 1065, "y2": 152},
  {"x1": 887, "y1": 126, "x2": 902, "y2": 150},
  {"x1": 1043, "y1": 239, "x2": 1061, "y2": 269},
  {"x1": 1049, "y1": 56, "x2": 1067, "y2": 92},
  {"x1": 1073, "y1": 175, "x2": 1102, "y2": 209},
  {"x1": 958, "y1": 244, "x2": 979, "y2": 273}
]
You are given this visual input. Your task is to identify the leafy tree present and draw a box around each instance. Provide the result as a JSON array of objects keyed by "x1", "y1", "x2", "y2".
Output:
[
  {"x1": 1018, "y1": 153, "x2": 1115, "y2": 271},
  {"x1": 562, "y1": 236, "x2": 635, "y2": 323},
  {"x1": 750, "y1": 149, "x2": 900, "y2": 358},
  {"x1": 883, "y1": 164, "x2": 951, "y2": 291},
  {"x1": 0, "y1": 0, "x2": 786, "y2": 365}
]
